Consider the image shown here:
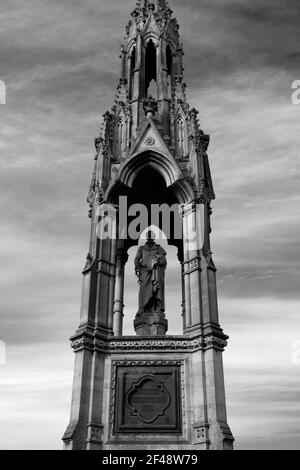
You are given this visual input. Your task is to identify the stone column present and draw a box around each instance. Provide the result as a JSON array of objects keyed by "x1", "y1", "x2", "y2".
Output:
[
  {"x1": 178, "y1": 249, "x2": 186, "y2": 332},
  {"x1": 127, "y1": 53, "x2": 132, "y2": 97},
  {"x1": 182, "y1": 204, "x2": 192, "y2": 329},
  {"x1": 156, "y1": 41, "x2": 163, "y2": 99},
  {"x1": 94, "y1": 203, "x2": 117, "y2": 337},
  {"x1": 62, "y1": 342, "x2": 94, "y2": 449},
  {"x1": 78, "y1": 203, "x2": 100, "y2": 329},
  {"x1": 160, "y1": 37, "x2": 169, "y2": 98},
  {"x1": 157, "y1": 37, "x2": 170, "y2": 132},
  {"x1": 107, "y1": 225, "x2": 117, "y2": 333},
  {"x1": 113, "y1": 250, "x2": 128, "y2": 336},
  {"x1": 202, "y1": 315, "x2": 235, "y2": 450},
  {"x1": 131, "y1": 34, "x2": 142, "y2": 136},
  {"x1": 182, "y1": 201, "x2": 205, "y2": 336}
]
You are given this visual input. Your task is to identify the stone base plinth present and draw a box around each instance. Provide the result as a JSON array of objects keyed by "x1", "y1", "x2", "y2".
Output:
[
  {"x1": 134, "y1": 312, "x2": 168, "y2": 336},
  {"x1": 62, "y1": 334, "x2": 234, "y2": 450}
]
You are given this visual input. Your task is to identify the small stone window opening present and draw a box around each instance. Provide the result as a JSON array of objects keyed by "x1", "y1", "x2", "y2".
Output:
[
  {"x1": 145, "y1": 39, "x2": 157, "y2": 97},
  {"x1": 130, "y1": 46, "x2": 136, "y2": 99},
  {"x1": 166, "y1": 45, "x2": 173, "y2": 98}
]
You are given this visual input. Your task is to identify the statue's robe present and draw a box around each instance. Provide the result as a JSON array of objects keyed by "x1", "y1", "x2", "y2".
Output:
[{"x1": 134, "y1": 243, "x2": 167, "y2": 314}]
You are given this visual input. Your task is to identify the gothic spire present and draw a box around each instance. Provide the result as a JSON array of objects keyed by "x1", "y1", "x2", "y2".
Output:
[{"x1": 91, "y1": 0, "x2": 213, "y2": 204}]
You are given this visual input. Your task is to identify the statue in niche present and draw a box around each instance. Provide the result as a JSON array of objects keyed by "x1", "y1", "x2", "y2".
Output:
[{"x1": 134, "y1": 230, "x2": 167, "y2": 315}]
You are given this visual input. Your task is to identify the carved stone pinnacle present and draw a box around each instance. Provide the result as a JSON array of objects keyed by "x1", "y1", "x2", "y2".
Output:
[{"x1": 143, "y1": 96, "x2": 158, "y2": 117}]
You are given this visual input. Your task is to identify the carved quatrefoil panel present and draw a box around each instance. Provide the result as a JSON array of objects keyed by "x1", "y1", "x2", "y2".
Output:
[
  {"x1": 125, "y1": 375, "x2": 171, "y2": 424},
  {"x1": 113, "y1": 364, "x2": 182, "y2": 433}
]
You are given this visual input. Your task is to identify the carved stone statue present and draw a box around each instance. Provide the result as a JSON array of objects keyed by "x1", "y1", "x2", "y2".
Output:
[{"x1": 134, "y1": 231, "x2": 168, "y2": 336}]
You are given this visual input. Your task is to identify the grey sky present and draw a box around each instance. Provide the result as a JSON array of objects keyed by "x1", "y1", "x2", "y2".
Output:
[{"x1": 0, "y1": 0, "x2": 299, "y2": 449}]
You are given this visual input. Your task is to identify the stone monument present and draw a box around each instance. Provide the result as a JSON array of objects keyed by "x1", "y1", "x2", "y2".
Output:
[{"x1": 62, "y1": 0, "x2": 234, "y2": 450}]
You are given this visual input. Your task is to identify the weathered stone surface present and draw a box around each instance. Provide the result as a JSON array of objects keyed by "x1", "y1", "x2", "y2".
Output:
[{"x1": 63, "y1": 0, "x2": 234, "y2": 451}]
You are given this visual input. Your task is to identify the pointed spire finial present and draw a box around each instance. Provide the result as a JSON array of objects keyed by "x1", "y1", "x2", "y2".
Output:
[{"x1": 135, "y1": 0, "x2": 170, "y2": 14}]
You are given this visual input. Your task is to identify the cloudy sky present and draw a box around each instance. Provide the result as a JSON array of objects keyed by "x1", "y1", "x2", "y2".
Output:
[{"x1": 0, "y1": 0, "x2": 300, "y2": 450}]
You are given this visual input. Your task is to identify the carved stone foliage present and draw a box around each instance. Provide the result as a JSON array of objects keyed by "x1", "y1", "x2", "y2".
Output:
[
  {"x1": 197, "y1": 131, "x2": 210, "y2": 152},
  {"x1": 128, "y1": 1, "x2": 178, "y2": 38},
  {"x1": 70, "y1": 332, "x2": 228, "y2": 354},
  {"x1": 180, "y1": 162, "x2": 193, "y2": 179},
  {"x1": 82, "y1": 252, "x2": 93, "y2": 274},
  {"x1": 95, "y1": 183, "x2": 104, "y2": 204},
  {"x1": 87, "y1": 168, "x2": 97, "y2": 217},
  {"x1": 196, "y1": 178, "x2": 206, "y2": 203},
  {"x1": 206, "y1": 250, "x2": 216, "y2": 270},
  {"x1": 188, "y1": 257, "x2": 201, "y2": 273},
  {"x1": 100, "y1": 110, "x2": 114, "y2": 149},
  {"x1": 111, "y1": 165, "x2": 120, "y2": 181},
  {"x1": 86, "y1": 423, "x2": 103, "y2": 444},
  {"x1": 204, "y1": 335, "x2": 227, "y2": 351},
  {"x1": 143, "y1": 96, "x2": 158, "y2": 117},
  {"x1": 115, "y1": 78, "x2": 128, "y2": 104},
  {"x1": 193, "y1": 422, "x2": 209, "y2": 445},
  {"x1": 94, "y1": 136, "x2": 103, "y2": 153},
  {"x1": 182, "y1": 258, "x2": 202, "y2": 276},
  {"x1": 71, "y1": 334, "x2": 94, "y2": 352},
  {"x1": 172, "y1": 75, "x2": 187, "y2": 104},
  {"x1": 87, "y1": 168, "x2": 104, "y2": 218}
]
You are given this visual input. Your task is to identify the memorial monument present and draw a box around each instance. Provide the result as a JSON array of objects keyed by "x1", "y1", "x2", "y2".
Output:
[{"x1": 63, "y1": 0, "x2": 234, "y2": 450}]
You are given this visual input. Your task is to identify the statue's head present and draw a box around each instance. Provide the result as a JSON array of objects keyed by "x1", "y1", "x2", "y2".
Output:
[{"x1": 146, "y1": 230, "x2": 156, "y2": 243}]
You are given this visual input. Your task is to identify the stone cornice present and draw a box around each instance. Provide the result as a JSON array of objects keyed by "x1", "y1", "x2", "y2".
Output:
[{"x1": 70, "y1": 331, "x2": 228, "y2": 354}]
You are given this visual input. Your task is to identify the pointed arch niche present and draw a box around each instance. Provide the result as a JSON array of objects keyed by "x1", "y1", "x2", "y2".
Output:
[
  {"x1": 109, "y1": 163, "x2": 189, "y2": 337},
  {"x1": 145, "y1": 39, "x2": 157, "y2": 97},
  {"x1": 129, "y1": 45, "x2": 136, "y2": 99},
  {"x1": 123, "y1": 227, "x2": 182, "y2": 335}
]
